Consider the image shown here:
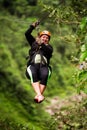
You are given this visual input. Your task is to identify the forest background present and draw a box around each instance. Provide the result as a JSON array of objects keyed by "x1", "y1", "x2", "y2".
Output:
[{"x1": 0, "y1": 0, "x2": 87, "y2": 130}]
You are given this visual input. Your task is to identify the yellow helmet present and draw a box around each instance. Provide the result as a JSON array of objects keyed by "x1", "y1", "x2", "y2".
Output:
[{"x1": 39, "y1": 30, "x2": 51, "y2": 38}]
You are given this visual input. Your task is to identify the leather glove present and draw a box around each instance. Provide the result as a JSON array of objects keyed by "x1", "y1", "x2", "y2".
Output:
[{"x1": 32, "y1": 21, "x2": 40, "y2": 28}]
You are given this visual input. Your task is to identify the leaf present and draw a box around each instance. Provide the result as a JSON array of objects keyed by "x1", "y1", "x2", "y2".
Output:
[{"x1": 80, "y1": 17, "x2": 87, "y2": 31}]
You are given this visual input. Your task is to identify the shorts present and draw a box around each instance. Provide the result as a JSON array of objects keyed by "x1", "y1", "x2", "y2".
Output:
[{"x1": 26, "y1": 63, "x2": 52, "y2": 85}]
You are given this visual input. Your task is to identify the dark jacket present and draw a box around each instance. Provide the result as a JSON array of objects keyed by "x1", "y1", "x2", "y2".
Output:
[{"x1": 25, "y1": 25, "x2": 53, "y2": 66}]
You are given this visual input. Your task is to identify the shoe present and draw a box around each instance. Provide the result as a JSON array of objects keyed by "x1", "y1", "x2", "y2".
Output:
[
  {"x1": 34, "y1": 95, "x2": 38, "y2": 103},
  {"x1": 38, "y1": 95, "x2": 45, "y2": 103}
]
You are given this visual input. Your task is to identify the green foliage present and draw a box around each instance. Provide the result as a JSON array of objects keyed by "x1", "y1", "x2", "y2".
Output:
[
  {"x1": 73, "y1": 69, "x2": 87, "y2": 94},
  {"x1": 72, "y1": 17, "x2": 87, "y2": 94},
  {"x1": 0, "y1": 13, "x2": 49, "y2": 130},
  {"x1": 56, "y1": 99, "x2": 87, "y2": 129},
  {"x1": 80, "y1": 17, "x2": 87, "y2": 31},
  {"x1": 27, "y1": 0, "x2": 38, "y2": 6},
  {"x1": 0, "y1": 0, "x2": 87, "y2": 129},
  {"x1": 71, "y1": 0, "x2": 87, "y2": 17},
  {"x1": 0, "y1": 119, "x2": 29, "y2": 130}
]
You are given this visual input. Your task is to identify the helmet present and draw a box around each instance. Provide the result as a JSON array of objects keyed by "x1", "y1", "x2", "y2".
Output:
[{"x1": 39, "y1": 30, "x2": 51, "y2": 38}]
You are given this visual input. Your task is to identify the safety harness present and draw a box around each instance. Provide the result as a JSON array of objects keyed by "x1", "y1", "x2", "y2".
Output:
[
  {"x1": 26, "y1": 44, "x2": 48, "y2": 66},
  {"x1": 30, "y1": 45, "x2": 47, "y2": 65}
]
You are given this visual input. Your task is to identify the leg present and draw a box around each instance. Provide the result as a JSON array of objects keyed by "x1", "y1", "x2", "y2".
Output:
[
  {"x1": 32, "y1": 82, "x2": 41, "y2": 96},
  {"x1": 37, "y1": 65, "x2": 49, "y2": 103},
  {"x1": 36, "y1": 83, "x2": 46, "y2": 103},
  {"x1": 39, "y1": 84, "x2": 46, "y2": 94},
  {"x1": 27, "y1": 64, "x2": 44, "y2": 103},
  {"x1": 39, "y1": 65, "x2": 49, "y2": 89},
  {"x1": 32, "y1": 82, "x2": 45, "y2": 103},
  {"x1": 39, "y1": 66, "x2": 51, "y2": 94}
]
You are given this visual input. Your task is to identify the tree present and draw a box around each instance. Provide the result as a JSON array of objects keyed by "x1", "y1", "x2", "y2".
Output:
[{"x1": 27, "y1": 0, "x2": 37, "y2": 6}]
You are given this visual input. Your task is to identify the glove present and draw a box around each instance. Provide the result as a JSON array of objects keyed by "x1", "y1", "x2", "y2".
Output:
[
  {"x1": 32, "y1": 20, "x2": 40, "y2": 28},
  {"x1": 35, "y1": 20, "x2": 40, "y2": 27}
]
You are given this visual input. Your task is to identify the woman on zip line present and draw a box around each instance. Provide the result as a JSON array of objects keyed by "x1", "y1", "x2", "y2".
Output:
[{"x1": 25, "y1": 21, "x2": 53, "y2": 103}]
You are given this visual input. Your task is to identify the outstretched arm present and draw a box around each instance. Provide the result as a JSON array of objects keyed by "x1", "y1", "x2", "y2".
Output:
[
  {"x1": 25, "y1": 25, "x2": 35, "y2": 46},
  {"x1": 25, "y1": 21, "x2": 40, "y2": 46}
]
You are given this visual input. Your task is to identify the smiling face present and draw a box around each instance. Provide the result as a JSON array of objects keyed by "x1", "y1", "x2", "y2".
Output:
[{"x1": 40, "y1": 34, "x2": 50, "y2": 44}]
